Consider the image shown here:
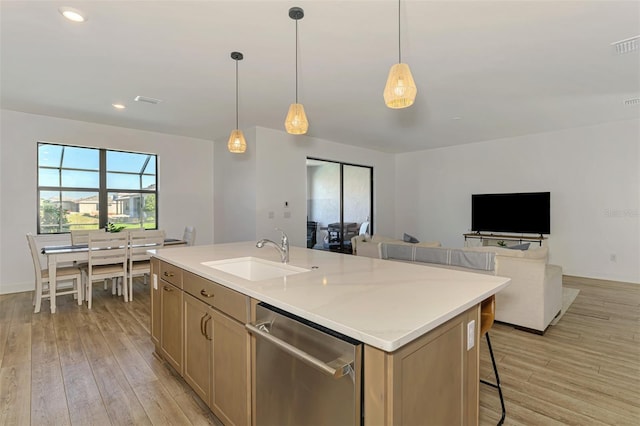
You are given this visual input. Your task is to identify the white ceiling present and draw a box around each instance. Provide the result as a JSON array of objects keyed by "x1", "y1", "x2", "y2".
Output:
[{"x1": 2, "y1": 1, "x2": 639, "y2": 153}]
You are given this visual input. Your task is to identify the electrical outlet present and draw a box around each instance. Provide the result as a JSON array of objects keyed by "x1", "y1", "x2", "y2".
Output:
[
  {"x1": 268, "y1": 211, "x2": 274, "y2": 219},
  {"x1": 284, "y1": 211, "x2": 291, "y2": 219},
  {"x1": 467, "y1": 320, "x2": 475, "y2": 350},
  {"x1": 610, "y1": 254, "x2": 617, "y2": 262}
]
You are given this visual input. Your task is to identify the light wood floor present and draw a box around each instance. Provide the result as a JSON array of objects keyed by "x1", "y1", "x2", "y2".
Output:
[
  {"x1": 480, "y1": 276, "x2": 640, "y2": 426},
  {"x1": 0, "y1": 276, "x2": 638, "y2": 425}
]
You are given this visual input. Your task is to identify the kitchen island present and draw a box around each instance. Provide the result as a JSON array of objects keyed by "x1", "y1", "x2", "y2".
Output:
[{"x1": 150, "y1": 242, "x2": 510, "y2": 425}]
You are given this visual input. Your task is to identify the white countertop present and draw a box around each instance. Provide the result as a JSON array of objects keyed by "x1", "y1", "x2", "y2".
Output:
[{"x1": 151, "y1": 242, "x2": 510, "y2": 352}]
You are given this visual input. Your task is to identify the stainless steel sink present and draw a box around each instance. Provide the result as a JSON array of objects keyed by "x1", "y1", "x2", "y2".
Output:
[{"x1": 201, "y1": 257, "x2": 310, "y2": 281}]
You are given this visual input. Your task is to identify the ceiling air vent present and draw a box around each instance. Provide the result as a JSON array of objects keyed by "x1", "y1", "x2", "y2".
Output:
[
  {"x1": 611, "y1": 35, "x2": 639, "y2": 54},
  {"x1": 623, "y1": 98, "x2": 640, "y2": 106},
  {"x1": 134, "y1": 95, "x2": 163, "y2": 104}
]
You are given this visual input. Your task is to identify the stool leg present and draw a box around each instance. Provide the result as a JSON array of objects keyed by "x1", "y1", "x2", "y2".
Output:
[{"x1": 481, "y1": 332, "x2": 506, "y2": 426}]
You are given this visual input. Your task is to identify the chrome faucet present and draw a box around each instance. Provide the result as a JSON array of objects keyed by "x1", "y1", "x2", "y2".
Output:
[{"x1": 256, "y1": 228, "x2": 289, "y2": 264}]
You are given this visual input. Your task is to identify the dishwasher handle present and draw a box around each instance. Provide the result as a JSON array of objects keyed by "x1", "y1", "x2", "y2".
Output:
[{"x1": 246, "y1": 322, "x2": 353, "y2": 379}]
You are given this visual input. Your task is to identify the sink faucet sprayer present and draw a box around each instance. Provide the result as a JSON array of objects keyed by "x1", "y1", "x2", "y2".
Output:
[{"x1": 256, "y1": 228, "x2": 289, "y2": 264}]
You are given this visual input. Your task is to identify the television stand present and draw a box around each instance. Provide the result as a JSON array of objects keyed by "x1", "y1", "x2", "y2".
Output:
[{"x1": 463, "y1": 233, "x2": 546, "y2": 247}]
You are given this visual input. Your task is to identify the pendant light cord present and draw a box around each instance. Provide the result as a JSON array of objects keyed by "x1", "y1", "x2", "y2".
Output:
[
  {"x1": 235, "y1": 58, "x2": 239, "y2": 130},
  {"x1": 295, "y1": 18, "x2": 299, "y2": 104},
  {"x1": 398, "y1": 0, "x2": 402, "y2": 64}
]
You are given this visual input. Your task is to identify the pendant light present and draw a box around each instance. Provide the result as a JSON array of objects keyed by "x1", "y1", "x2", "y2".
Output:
[
  {"x1": 228, "y1": 51, "x2": 247, "y2": 153},
  {"x1": 384, "y1": 0, "x2": 417, "y2": 109},
  {"x1": 285, "y1": 6, "x2": 309, "y2": 135}
]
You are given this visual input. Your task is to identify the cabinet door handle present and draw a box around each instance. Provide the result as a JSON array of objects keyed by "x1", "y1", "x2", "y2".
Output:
[
  {"x1": 203, "y1": 315, "x2": 213, "y2": 341},
  {"x1": 163, "y1": 271, "x2": 175, "y2": 277},
  {"x1": 200, "y1": 289, "x2": 214, "y2": 298},
  {"x1": 163, "y1": 285, "x2": 173, "y2": 292},
  {"x1": 200, "y1": 313, "x2": 208, "y2": 336}
]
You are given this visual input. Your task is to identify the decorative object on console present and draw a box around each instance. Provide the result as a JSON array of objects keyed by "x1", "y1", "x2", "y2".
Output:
[
  {"x1": 228, "y1": 51, "x2": 247, "y2": 153},
  {"x1": 383, "y1": 0, "x2": 417, "y2": 109},
  {"x1": 284, "y1": 7, "x2": 309, "y2": 135}
]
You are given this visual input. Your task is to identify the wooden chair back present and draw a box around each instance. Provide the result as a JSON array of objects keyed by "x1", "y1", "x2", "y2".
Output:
[
  {"x1": 128, "y1": 229, "x2": 165, "y2": 263},
  {"x1": 71, "y1": 229, "x2": 104, "y2": 245},
  {"x1": 480, "y1": 294, "x2": 496, "y2": 336},
  {"x1": 26, "y1": 233, "x2": 44, "y2": 285},
  {"x1": 88, "y1": 233, "x2": 128, "y2": 269}
]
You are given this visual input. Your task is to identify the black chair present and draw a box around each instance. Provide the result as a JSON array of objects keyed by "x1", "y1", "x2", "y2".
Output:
[
  {"x1": 306, "y1": 221, "x2": 317, "y2": 248},
  {"x1": 481, "y1": 295, "x2": 506, "y2": 425}
]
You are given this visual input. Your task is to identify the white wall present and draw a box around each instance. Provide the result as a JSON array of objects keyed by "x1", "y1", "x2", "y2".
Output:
[
  {"x1": 214, "y1": 126, "x2": 396, "y2": 248},
  {"x1": 0, "y1": 109, "x2": 214, "y2": 294},
  {"x1": 395, "y1": 119, "x2": 640, "y2": 284},
  {"x1": 213, "y1": 128, "x2": 257, "y2": 243}
]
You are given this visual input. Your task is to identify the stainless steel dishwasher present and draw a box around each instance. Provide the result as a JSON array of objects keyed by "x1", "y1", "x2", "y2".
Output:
[{"x1": 247, "y1": 303, "x2": 363, "y2": 426}]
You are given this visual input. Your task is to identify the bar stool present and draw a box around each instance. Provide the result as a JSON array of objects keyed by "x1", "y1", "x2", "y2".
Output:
[{"x1": 481, "y1": 295, "x2": 506, "y2": 425}]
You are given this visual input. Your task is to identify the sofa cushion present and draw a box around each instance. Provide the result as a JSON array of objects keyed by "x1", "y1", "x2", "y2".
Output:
[
  {"x1": 403, "y1": 233, "x2": 420, "y2": 243},
  {"x1": 450, "y1": 249, "x2": 495, "y2": 271},
  {"x1": 415, "y1": 241, "x2": 441, "y2": 248},
  {"x1": 382, "y1": 243, "x2": 414, "y2": 261},
  {"x1": 464, "y1": 245, "x2": 548, "y2": 261},
  {"x1": 414, "y1": 246, "x2": 449, "y2": 265}
]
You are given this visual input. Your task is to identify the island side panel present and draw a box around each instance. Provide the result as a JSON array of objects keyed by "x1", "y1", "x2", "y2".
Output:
[{"x1": 363, "y1": 305, "x2": 480, "y2": 426}]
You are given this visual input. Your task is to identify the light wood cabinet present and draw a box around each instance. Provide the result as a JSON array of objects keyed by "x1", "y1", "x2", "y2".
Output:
[
  {"x1": 363, "y1": 305, "x2": 480, "y2": 425},
  {"x1": 210, "y1": 308, "x2": 250, "y2": 426},
  {"x1": 183, "y1": 293, "x2": 212, "y2": 404},
  {"x1": 160, "y1": 278, "x2": 183, "y2": 373},
  {"x1": 152, "y1": 259, "x2": 251, "y2": 426}
]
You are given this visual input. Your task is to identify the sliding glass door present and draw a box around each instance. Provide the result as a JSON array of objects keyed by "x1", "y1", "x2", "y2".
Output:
[{"x1": 306, "y1": 158, "x2": 372, "y2": 254}]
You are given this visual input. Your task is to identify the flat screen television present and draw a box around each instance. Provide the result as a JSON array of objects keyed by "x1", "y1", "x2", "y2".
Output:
[{"x1": 471, "y1": 192, "x2": 550, "y2": 235}]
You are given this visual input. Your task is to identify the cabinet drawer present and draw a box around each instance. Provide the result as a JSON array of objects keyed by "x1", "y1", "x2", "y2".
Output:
[
  {"x1": 184, "y1": 271, "x2": 249, "y2": 323},
  {"x1": 160, "y1": 260, "x2": 183, "y2": 288}
]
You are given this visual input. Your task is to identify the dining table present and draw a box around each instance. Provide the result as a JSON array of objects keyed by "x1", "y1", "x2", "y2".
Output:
[{"x1": 41, "y1": 238, "x2": 185, "y2": 313}]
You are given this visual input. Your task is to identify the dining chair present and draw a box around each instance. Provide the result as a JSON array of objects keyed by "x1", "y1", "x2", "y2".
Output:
[
  {"x1": 84, "y1": 232, "x2": 128, "y2": 309},
  {"x1": 27, "y1": 233, "x2": 82, "y2": 313},
  {"x1": 480, "y1": 295, "x2": 506, "y2": 425},
  {"x1": 71, "y1": 229, "x2": 104, "y2": 245},
  {"x1": 128, "y1": 229, "x2": 165, "y2": 302},
  {"x1": 183, "y1": 226, "x2": 196, "y2": 246}
]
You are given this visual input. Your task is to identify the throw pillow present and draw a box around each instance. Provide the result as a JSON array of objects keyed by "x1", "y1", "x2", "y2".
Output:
[
  {"x1": 403, "y1": 233, "x2": 420, "y2": 244},
  {"x1": 506, "y1": 243, "x2": 530, "y2": 250}
]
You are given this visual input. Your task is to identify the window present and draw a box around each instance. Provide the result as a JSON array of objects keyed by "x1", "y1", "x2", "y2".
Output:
[{"x1": 37, "y1": 143, "x2": 157, "y2": 233}]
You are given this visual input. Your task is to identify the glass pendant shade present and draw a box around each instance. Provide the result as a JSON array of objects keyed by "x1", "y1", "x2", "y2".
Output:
[
  {"x1": 285, "y1": 103, "x2": 309, "y2": 135},
  {"x1": 227, "y1": 129, "x2": 246, "y2": 153},
  {"x1": 384, "y1": 63, "x2": 417, "y2": 109}
]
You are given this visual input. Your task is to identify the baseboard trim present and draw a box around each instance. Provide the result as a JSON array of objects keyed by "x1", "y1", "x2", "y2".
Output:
[{"x1": 0, "y1": 281, "x2": 33, "y2": 295}]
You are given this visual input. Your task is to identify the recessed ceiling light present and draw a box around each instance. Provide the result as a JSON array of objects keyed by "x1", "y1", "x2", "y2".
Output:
[
  {"x1": 112, "y1": 103, "x2": 126, "y2": 110},
  {"x1": 451, "y1": 116, "x2": 462, "y2": 120},
  {"x1": 59, "y1": 7, "x2": 87, "y2": 23}
]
